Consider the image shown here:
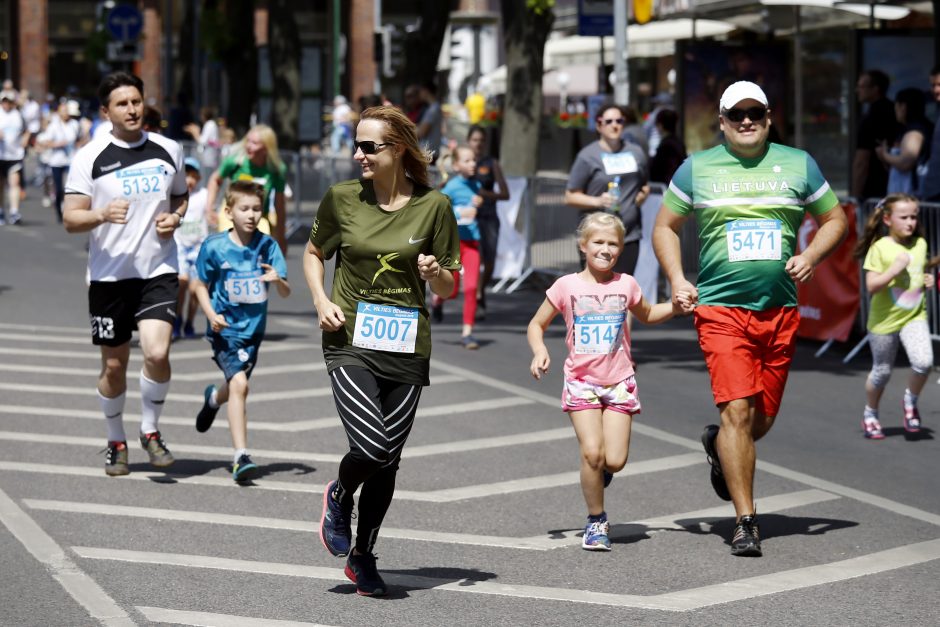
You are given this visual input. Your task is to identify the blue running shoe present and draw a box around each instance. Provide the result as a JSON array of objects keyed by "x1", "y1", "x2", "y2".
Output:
[
  {"x1": 320, "y1": 480, "x2": 352, "y2": 557},
  {"x1": 345, "y1": 551, "x2": 387, "y2": 596},
  {"x1": 603, "y1": 470, "x2": 614, "y2": 488},
  {"x1": 232, "y1": 453, "x2": 259, "y2": 483},
  {"x1": 196, "y1": 385, "x2": 219, "y2": 433},
  {"x1": 581, "y1": 519, "x2": 611, "y2": 551}
]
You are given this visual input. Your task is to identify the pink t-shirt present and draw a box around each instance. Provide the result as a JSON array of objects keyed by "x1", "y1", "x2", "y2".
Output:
[{"x1": 545, "y1": 272, "x2": 642, "y2": 385}]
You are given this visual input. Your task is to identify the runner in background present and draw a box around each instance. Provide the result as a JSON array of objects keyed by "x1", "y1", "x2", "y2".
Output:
[
  {"x1": 173, "y1": 157, "x2": 211, "y2": 340},
  {"x1": 467, "y1": 124, "x2": 509, "y2": 320}
]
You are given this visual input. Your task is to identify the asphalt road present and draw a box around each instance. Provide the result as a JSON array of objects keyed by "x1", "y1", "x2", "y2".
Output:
[{"x1": 1, "y1": 194, "x2": 938, "y2": 626}]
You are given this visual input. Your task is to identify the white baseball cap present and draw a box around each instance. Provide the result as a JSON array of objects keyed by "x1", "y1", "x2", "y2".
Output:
[{"x1": 719, "y1": 81, "x2": 768, "y2": 112}]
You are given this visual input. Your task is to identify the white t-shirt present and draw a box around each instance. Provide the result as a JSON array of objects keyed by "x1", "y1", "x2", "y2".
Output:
[
  {"x1": 174, "y1": 187, "x2": 209, "y2": 248},
  {"x1": 0, "y1": 107, "x2": 26, "y2": 161},
  {"x1": 21, "y1": 99, "x2": 41, "y2": 134},
  {"x1": 65, "y1": 131, "x2": 189, "y2": 281},
  {"x1": 198, "y1": 119, "x2": 220, "y2": 170},
  {"x1": 92, "y1": 120, "x2": 113, "y2": 142},
  {"x1": 37, "y1": 116, "x2": 80, "y2": 167}
]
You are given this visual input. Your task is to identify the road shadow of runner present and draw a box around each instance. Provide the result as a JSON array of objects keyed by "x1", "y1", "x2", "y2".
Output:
[
  {"x1": 674, "y1": 513, "x2": 859, "y2": 545},
  {"x1": 138, "y1": 459, "x2": 316, "y2": 482},
  {"x1": 328, "y1": 566, "x2": 498, "y2": 600}
]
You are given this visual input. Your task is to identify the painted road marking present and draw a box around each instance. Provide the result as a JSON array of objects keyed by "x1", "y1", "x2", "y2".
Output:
[{"x1": 136, "y1": 607, "x2": 336, "y2": 627}]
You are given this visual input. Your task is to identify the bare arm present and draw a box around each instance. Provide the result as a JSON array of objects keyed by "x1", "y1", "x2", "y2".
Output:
[
  {"x1": 205, "y1": 170, "x2": 223, "y2": 228},
  {"x1": 527, "y1": 298, "x2": 559, "y2": 379},
  {"x1": 418, "y1": 254, "x2": 456, "y2": 299},
  {"x1": 865, "y1": 252, "x2": 911, "y2": 294},
  {"x1": 480, "y1": 160, "x2": 510, "y2": 202},
  {"x1": 652, "y1": 206, "x2": 697, "y2": 312},
  {"x1": 62, "y1": 193, "x2": 129, "y2": 233},
  {"x1": 875, "y1": 131, "x2": 925, "y2": 172},
  {"x1": 273, "y1": 191, "x2": 287, "y2": 254},
  {"x1": 629, "y1": 296, "x2": 681, "y2": 325},
  {"x1": 785, "y1": 203, "x2": 848, "y2": 282},
  {"x1": 565, "y1": 189, "x2": 611, "y2": 211},
  {"x1": 191, "y1": 277, "x2": 229, "y2": 333},
  {"x1": 303, "y1": 241, "x2": 345, "y2": 331}
]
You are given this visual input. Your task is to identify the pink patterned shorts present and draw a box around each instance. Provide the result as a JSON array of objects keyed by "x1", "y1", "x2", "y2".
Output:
[{"x1": 562, "y1": 376, "x2": 641, "y2": 415}]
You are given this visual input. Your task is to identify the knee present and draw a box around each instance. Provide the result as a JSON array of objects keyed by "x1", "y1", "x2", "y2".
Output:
[
  {"x1": 720, "y1": 399, "x2": 753, "y2": 431},
  {"x1": 605, "y1": 454, "x2": 628, "y2": 473},
  {"x1": 228, "y1": 374, "x2": 249, "y2": 398},
  {"x1": 142, "y1": 345, "x2": 170, "y2": 370},
  {"x1": 581, "y1": 447, "x2": 605, "y2": 471},
  {"x1": 867, "y1": 364, "x2": 892, "y2": 389},
  {"x1": 910, "y1": 359, "x2": 933, "y2": 376},
  {"x1": 100, "y1": 358, "x2": 126, "y2": 384}
]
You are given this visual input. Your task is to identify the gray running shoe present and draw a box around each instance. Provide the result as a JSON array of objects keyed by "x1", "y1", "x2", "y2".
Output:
[
  {"x1": 139, "y1": 431, "x2": 175, "y2": 468},
  {"x1": 730, "y1": 514, "x2": 762, "y2": 557},
  {"x1": 103, "y1": 441, "x2": 129, "y2": 476}
]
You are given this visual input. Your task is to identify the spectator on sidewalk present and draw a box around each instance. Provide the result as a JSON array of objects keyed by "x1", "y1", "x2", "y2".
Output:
[
  {"x1": 920, "y1": 66, "x2": 940, "y2": 202},
  {"x1": 649, "y1": 109, "x2": 686, "y2": 185},
  {"x1": 852, "y1": 70, "x2": 899, "y2": 201},
  {"x1": 876, "y1": 88, "x2": 932, "y2": 196}
]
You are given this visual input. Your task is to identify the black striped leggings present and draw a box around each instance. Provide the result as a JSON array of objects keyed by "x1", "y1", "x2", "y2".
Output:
[{"x1": 329, "y1": 365, "x2": 422, "y2": 553}]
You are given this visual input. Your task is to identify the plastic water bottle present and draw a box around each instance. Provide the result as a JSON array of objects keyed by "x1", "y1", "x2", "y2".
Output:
[{"x1": 606, "y1": 176, "x2": 621, "y2": 213}]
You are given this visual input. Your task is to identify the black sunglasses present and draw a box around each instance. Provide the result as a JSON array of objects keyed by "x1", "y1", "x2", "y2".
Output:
[
  {"x1": 354, "y1": 140, "x2": 391, "y2": 155},
  {"x1": 722, "y1": 106, "x2": 768, "y2": 123},
  {"x1": 599, "y1": 117, "x2": 626, "y2": 126}
]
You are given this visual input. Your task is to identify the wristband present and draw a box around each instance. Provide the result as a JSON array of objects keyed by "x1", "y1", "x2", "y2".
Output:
[{"x1": 172, "y1": 209, "x2": 184, "y2": 221}]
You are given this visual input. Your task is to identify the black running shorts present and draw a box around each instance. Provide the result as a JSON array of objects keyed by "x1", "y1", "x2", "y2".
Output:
[{"x1": 88, "y1": 273, "x2": 179, "y2": 346}]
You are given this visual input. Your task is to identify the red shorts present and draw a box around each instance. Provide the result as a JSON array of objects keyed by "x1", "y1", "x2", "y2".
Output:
[{"x1": 693, "y1": 305, "x2": 800, "y2": 418}]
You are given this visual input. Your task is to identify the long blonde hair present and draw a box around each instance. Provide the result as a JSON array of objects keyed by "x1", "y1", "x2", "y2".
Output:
[
  {"x1": 359, "y1": 106, "x2": 432, "y2": 188},
  {"x1": 233, "y1": 124, "x2": 284, "y2": 173}
]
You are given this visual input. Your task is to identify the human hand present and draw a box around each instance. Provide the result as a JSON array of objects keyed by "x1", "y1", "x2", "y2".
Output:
[
  {"x1": 316, "y1": 299, "x2": 345, "y2": 331},
  {"x1": 459, "y1": 206, "x2": 477, "y2": 221},
  {"x1": 597, "y1": 193, "x2": 614, "y2": 209},
  {"x1": 417, "y1": 254, "x2": 441, "y2": 282},
  {"x1": 874, "y1": 141, "x2": 888, "y2": 162},
  {"x1": 471, "y1": 194, "x2": 483, "y2": 208},
  {"x1": 259, "y1": 263, "x2": 280, "y2": 283},
  {"x1": 785, "y1": 253, "x2": 815, "y2": 283},
  {"x1": 154, "y1": 211, "x2": 181, "y2": 239},
  {"x1": 890, "y1": 252, "x2": 911, "y2": 274},
  {"x1": 636, "y1": 184, "x2": 650, "y2": 207},
  {"x1": 101, "y1": 199, "x2": 130, "y2": 225},
  {"x1": 924, "y1": 272, "x2": 935, "y2": 290},
  {"x1": 209, "y1": 313, "x2": 229, "y2": 333},
  {"x1": 671, "y1": 279, "x2": 698, "y2": 313},
  {"x1": 530, "y1": 350, "x2": 550, "y2": 379}
]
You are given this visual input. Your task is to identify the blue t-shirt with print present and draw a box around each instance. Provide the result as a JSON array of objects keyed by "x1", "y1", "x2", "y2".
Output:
[
  {"x1": 196, "y1": 230, "x2": 287, "y2": 340},
  {"x1": 442, "y1": 175, "x2": 481, "y2": 241}
]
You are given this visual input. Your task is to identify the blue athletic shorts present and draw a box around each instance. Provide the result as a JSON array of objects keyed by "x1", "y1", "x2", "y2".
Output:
[{"x1": 209, "y1": 334, "x2": 260, "y2": 381}]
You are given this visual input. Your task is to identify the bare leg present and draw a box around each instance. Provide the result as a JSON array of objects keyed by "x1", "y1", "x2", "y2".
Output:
[
  {"x1": 224, "y1": 372, "x2": 249, "y2": 450},
  {"x1": 569, "y1": 409, "x2": 605, "y2": 515}
]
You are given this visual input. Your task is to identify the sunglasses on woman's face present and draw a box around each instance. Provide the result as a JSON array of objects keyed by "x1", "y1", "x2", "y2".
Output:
[
  {"x1": 354, "y1": 140, "x2": 390, "y2": 155},
  {"x1": 721, "y1": 107, "x2": 768, "y2": 123},
  {"x1": 599, "y1": 117, "x2": 626, "y2": 126}
]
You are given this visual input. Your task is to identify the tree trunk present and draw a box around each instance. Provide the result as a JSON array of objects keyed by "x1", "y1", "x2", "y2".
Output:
[
  {"x1": 220, "y1": 0, "x2": 257, "y2": 137},
  {"x1": 500, "y1": 2, "x2": 553, "y2": 177},
  {"x1": 268, "y1": 0, "x2": 301, "y2": 151}
]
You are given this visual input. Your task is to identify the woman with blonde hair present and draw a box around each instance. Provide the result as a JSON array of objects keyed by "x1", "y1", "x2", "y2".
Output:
[
  {"x1": 206, "y1": 124, "x2": 288, "y2": 252},
  {"x1": 303, "y1": 105, "x2": 460, "y2": 596}
]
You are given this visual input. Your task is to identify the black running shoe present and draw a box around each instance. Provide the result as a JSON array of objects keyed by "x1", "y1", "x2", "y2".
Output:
[
  {"x1": 196, "y1": 385, "x2": 220, "y2": 433},
  {"x1": 345, "y1": 552, "x2": 387, "y2": 596},
  {"x1": 232, "y1": 453, "x2": 259, "y2": 483},
  {"x1": 701, "y1": 424, "x2": 731, "y2": 501},
  {"x1": 730, "y1": 514, "x2": 762, "y2": 557}
]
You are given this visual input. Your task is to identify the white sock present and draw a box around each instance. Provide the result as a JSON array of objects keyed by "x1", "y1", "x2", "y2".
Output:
[
  {"x1": 209, "y1": 388, "x2": 220, "y2": 409},
  {"x1": 234, "y1": 448, "x2": 248, "y2": 463},
  {"x1": 904, "y1": 389, "x2": 918, "y2": 409},
  {"x1": 139, "y1": 370, "x2": 170, "y2": 435},
  {"x1": 864, "y1": 405, "x2": 878, "y2": 420},
  {"x1": 99, "y1": 390, "x2": 127, "y2": 442}
]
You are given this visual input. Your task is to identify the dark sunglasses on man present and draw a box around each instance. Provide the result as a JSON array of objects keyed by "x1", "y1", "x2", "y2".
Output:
[
  {"x1": 721, "y1": 107, "x2": 768, "y2": 123},
  {"x1": 599, "y1": 117, "x2": 626, "y2": 127},
  {"x1": 354, "y1": 140, "x2": 391, "y2": 155}
]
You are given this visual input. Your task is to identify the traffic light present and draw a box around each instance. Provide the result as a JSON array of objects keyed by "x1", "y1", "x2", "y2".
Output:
[{"x1": 381, "y1": 24, "x2": 406, "y2": 78}]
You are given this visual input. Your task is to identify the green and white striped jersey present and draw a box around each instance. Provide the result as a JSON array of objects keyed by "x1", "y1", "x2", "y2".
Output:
[{"x1": 663, "y1": 143, "x2": 838, "y2": 310}]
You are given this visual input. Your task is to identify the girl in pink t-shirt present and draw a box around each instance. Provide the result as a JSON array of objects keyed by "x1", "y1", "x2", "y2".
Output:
[{"x1": 527, "y1": 212, "x2": 682, "y2": 551}]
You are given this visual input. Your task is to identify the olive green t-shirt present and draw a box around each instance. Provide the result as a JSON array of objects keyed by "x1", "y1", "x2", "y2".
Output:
[{"x1": 309, "y1": 179, "x2": 461, "y2": 385}]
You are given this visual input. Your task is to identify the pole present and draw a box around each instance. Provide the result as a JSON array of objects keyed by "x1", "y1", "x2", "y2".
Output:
[
  {"x1": 163, "y1": 0, "x2": 173, "y2": 111},
  {"x1": 598, "y1": 36, "x2": 606, "y2": 94},
  {"x1": 794, "y1": 6, "x2": 803, "y2": 148},
  {"x1": 374, "y1": 0, "x2": 382, "y2": 94},
  {"x1": 614, "y1": 0, "x2": 628, "y2": 104},
  {"x1": 333, "y1": 0, "x2": 341, "y2": 98}
]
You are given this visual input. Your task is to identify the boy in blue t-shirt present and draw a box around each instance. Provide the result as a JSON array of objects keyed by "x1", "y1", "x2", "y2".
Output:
[
  {"x1": 436, "y1": 145, "x2": 483, "y2": 348},
  {"x1": 192, "y1": 180, "x2": 290, "y2": 482}
]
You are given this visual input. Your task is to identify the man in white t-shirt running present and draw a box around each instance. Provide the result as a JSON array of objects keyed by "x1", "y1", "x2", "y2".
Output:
[
  {"x1": 63, "y1": 72, "x2": 190, "y2": 476},
  {"x1": 0, "y1": 89, "x2": 28, "y2": 224}
]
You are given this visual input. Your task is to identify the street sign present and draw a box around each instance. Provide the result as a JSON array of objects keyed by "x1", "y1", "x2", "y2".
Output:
[
  {"x1": 107, "y1": 41, "x2": 141, "y2": 62},
  {"x1": 578, "y1": 0, "x2": 614, "y2": 37},
  {"x1": 106, "y1": 4, "x2": 144, "y2": 42}
]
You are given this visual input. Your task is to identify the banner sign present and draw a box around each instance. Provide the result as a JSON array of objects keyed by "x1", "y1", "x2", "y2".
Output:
[{"x1": 796, "y1": 201, "x2": 860, "y2": 342}]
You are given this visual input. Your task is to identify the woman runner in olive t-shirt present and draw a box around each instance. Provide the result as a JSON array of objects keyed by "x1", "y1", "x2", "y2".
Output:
[{"x1": 303, "y1": 105, "x2": 460, "y2": 597}]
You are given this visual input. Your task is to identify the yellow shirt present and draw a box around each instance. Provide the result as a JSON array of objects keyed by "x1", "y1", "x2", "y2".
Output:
[{"x1": 863, "y1": 236, "x2": 928, "y2": 334}]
